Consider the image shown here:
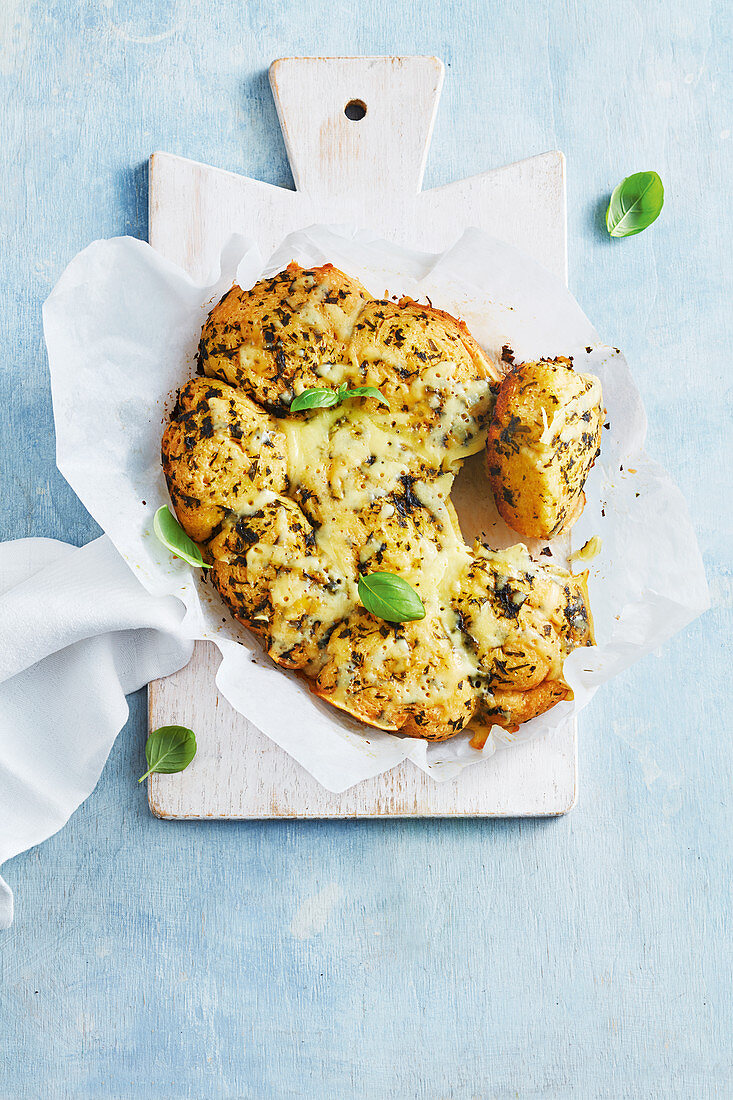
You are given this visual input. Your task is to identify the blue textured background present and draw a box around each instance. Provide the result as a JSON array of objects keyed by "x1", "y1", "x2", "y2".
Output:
[{"x1": 1, "y1": 2, "x2": 731, "y2": 1097}]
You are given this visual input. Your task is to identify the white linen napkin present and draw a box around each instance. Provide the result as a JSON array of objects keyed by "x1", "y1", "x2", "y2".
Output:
[{"x1": 0, "y1": 535, "x2": 193, "y2": 928}]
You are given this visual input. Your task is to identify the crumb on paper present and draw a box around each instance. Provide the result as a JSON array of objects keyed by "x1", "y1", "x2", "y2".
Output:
[{"x1": 569, "y1": 536, "x2": 602, "y2": 566}]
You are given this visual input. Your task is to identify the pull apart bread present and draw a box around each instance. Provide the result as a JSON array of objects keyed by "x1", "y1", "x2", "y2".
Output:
[
  {"x1": 486, "y1": 358, "x2": 603, "y2": 539},
  {"x1": 163, "y1": 263, "x2": 599, "y2": 747}
]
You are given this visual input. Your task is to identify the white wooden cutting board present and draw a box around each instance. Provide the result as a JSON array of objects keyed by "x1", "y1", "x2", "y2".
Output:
[{"x1": 147, "y1": 55, "x2": 576, "y2": 819}]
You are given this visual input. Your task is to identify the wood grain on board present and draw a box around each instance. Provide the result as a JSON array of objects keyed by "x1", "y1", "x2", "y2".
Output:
[{"x1": 148, "y1": 55, "x2": 574, "y2": 819}]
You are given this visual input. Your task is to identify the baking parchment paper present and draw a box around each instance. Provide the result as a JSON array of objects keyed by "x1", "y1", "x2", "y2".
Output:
[{"x1": 43, "y1": 224, "x2": 709, "y2": 792}]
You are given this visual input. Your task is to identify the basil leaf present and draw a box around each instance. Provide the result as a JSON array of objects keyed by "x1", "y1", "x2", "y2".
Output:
[
  {"x1": 153, "y1": 505, "x2": 211, "y2": 569},
  {"x1": 290, "y1": 388, "x2": 341, "y2": 411},
  {"x1": 290, "y1": 384, "x2": 389, "y2": 413},
  {"x1": 138, "y1": 725, "x2": 197, "y2": 783},
  {"x1": 358, "y1": 571, "x2": 426, "y2": 623},
  {"x1": 345, "y1": 386, "x2": 390, "y2": 408},
  {"x1": 606, "y1": 171, "x2": 664, "y2": 237}
]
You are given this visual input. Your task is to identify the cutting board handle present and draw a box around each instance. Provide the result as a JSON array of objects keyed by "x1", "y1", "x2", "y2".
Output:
[{"x1": 269, "y1": 56, "x2": 444, "y2": 200}]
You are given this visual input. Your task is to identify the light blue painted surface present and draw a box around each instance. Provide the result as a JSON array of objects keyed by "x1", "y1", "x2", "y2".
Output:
[{"x1": 1, "y1": 2, "x2": 731, "y2": 1097}]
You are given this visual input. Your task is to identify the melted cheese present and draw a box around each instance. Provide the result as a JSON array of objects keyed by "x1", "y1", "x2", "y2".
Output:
[
  {"x1": 569, "y1": 535, "x2": 602, "y2": 565},
  {"x1": 170, "y1": 272, "x2": 597, "y2": 740},
  {"x1": 269, "y1": 404, "x2": 590, "y2": 727},
  {"x1": 538, "y1": 374, "x2": 602, "y2": 447}
]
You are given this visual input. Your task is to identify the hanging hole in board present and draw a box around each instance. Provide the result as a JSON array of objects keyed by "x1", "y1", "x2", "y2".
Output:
[{"x1": 344, "y1": 99, "x2": 367, "y2": 121}]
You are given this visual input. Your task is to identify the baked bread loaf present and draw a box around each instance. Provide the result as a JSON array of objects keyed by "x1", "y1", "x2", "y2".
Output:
[
  {"x1": 163, "y1": 263, "x2": 595, "y2": 742},
  {"x1": 486, "y1": 357, "x2": 603, "y2": 539}
]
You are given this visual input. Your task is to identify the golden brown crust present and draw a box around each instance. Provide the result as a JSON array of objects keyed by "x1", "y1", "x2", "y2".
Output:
[
  {"x1": 163, "y1": 264, "x2": 597, "y2": 743},
  {"x1": 198, "y1": 263, "x2": 371, "y2": 415},
  {"x1": 311, "y1": 611, "x2": 478, "y2": 740},
  {"x1": 486, "y1": 357, "x2": 603, "y2": 539},
  {"x1": 346, "y1": 297, "x2": 503, "y2": 458},
  {"x1": 162, "y1": 377, "x2": 288, "y2": 543},
  {"x1": 468, "y1": 681, "x2": 570, "y2": 749}
]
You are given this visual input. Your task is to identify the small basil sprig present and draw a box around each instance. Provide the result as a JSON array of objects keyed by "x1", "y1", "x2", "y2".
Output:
[
  {"x1": 358, "y1": 571, "x2": 426, "y2": 623},
  {"x1": 290, "y1": 381, "x2": 388, "y2": 412},
  {"x1": 138, "y1": 725, "x2": 197, "y2": 783},
  {"x1": 606, "y1": 171, "x2": 664, "y2": 237},
  {"x1": 154, "y1": 505, "x2": 210, "y2": 569}
]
